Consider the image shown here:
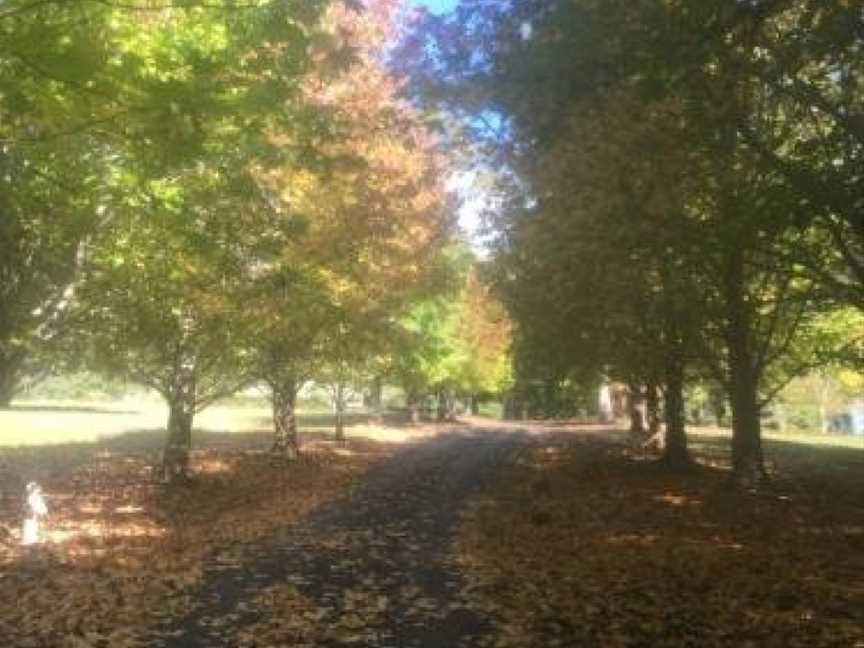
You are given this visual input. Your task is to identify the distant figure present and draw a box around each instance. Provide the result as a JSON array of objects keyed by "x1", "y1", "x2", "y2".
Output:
[{"x1": 22, "y1": 482, "x2": 48, "y2": 546}]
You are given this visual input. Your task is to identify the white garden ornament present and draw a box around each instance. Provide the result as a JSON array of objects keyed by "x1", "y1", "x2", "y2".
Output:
[{"x1": 22, "y1": 482, "x2": 48, "y2": 546}]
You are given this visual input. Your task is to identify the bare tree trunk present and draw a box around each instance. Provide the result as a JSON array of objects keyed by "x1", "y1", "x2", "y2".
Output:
[
  {"x1": 0, "y1": 353, "x2": 22, "y2": 408},
  {"x1": 725, "y1": 249, "x2": 766, "y2": 483},
  {"x1": 436, "y1": 389, "x2": 447, "y2": 422},
  {"x1": 406, "y1": 388, "x2": 421, "y2": 423},
  {"x1": 271, "y1": 379, "x2": 299, "y2": 460},
  {"x1": 163, "y1": 393, "x2": 194, "y2": 483},
  {"x1": 627, "y1": 383, "x2": 646, "y2": 442},
  {"x1": 369, "y1": 376, "x2": 383, "y2": 423},
  {"x1": 334, "y1": 383, "x2": 346, "y2": 443},
  {"x1": 661, "y1": 352, "x2": 690, "y2": 470},
  {"x1": 729, "y1": 362, "x2": 764, "y2": 482},
  {"x1": 646, "y1": 382, "x2": 661, "y2": 436},
  {"x1": 470, "y1": 394, "x2": 480, "y2": 415}
]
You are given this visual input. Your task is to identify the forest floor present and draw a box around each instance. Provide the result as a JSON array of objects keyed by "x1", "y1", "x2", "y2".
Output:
[
  {"x1": 0, "y1": 408, "x2": 432, "y2": 647},
  {"x1": 0, "y1": 414, "x2": 862, "y2": 646},
  {"x1": 456, "y1": 423, "x2": 864, "y2": 647}
]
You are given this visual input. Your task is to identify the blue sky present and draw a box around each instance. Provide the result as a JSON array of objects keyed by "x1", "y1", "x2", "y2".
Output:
[
  {"x1": 410, "y1": 0, "x2": 458, "y2": 15},
  {"x1": 409, "y1": 0, "x2": 489, "y2": 248}
]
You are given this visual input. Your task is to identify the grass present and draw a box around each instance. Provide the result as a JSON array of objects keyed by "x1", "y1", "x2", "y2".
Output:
[
  {"x1": 0, "y1": 398, "x2": 377, "y2": 447},
  {"x1": 688, "y1": 424, "x2": 864, "y2": 451}
]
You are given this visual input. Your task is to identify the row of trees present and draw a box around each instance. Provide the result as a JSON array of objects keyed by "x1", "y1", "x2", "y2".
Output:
[
  {"x1": 404, "y1": 0, "x2": 864, "y2": 481},
  {"x1": 1, "y1": 0, "x2": 512, "y2": 480}
]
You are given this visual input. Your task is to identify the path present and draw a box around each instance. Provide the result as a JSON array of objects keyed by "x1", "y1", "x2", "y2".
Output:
[{"x1": 155, "y1": 426, "x2": 526, "y2": 647}]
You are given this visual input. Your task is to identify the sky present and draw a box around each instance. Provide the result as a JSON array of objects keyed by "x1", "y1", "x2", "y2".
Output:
[
  {"x1": 410, "y1": 0, "x2": 458, "y2": 15},
  {"x1": 408, "y1": 0, "x2": 489, "y2": 250}
]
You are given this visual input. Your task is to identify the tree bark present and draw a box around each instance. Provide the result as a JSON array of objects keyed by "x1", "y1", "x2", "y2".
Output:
[
  {"x1": 724, "y1": 248, "x2": 766, "y2": 483},
  {"x1": 661, "y1": 353, "x2": 690, "y2": 470},
  {"x1": 646, "y1": 382, "x2": 661, "y2": 436},
  {"x1": 627, "y1": 382, "x2": 646, "y2": 439},
  {"x1": 436, "y1": 389, "x2": 447, "y2": 421},
  {"x1": 470, "y1": 394, "x2": 480, "y2": 416},
  {"x1": 406, "y1": 389, "x2": 421, "y2": 423},
  {"x1": 271, "y1": 379, "x2": 299, "y2": 460},
  {"x1": 502, "y1": 396, "x2": 513, "y2": 420},
  {"x1": 163, "y1": 313, "x2": 197, "y2": 483},
  {"x1": 369, "y1": 376, "x2": 383, "y2": 423},
  {"x1": 334, "y1": 383, "x2": 346, "y2": 442},
  {"x1": 163, "y1": 394, "x2": 194, "y2": 483},
  {"x1": 0, "y1": 353, "x2": 22, "y2": 408},
  {"x1": 728, "y1": 359, "x2": 764, "y2": 482}
]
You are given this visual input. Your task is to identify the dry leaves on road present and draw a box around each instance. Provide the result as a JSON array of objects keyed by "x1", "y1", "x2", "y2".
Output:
[
  {"x1": 0, "y1": 436, "x2": 390, "y2": 647},
  {"x1": 455, "y1": 433, "x2": 864, "y2": 647}
]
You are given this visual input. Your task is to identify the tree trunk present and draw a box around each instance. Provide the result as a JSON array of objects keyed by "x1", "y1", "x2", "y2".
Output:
[
  {"x1": 725, "y1": 249, "x2": 766, "y2": 483},
  {"x1": 334, "y1": 383, "x2": 346, "y2": 443},
  {"x1": 470, "y1": 395, "x2": 480, "y2": 416},
  {"x1": 0, "y1": 380, "x2": 14, "y2": 408},
  {"x1": 646, "y1": 382, "x2": 661, "y2": 435},
  {"x1": 163, "y1": 396, "x2": 194, "y2": 483},
  {"x1": 0, "y1": 354, "x2": 21, "y2": 408},
  {"x1": 436, "y1": 389, "x2": 447, "y2": 422},
  {"x1": 369, "y1": 376, "x2": 383, "y2": 423},
  {"x1": 406, "y1": 388, "x2": 421, "y2": 423},
  {"x1": 627, "y1": 383, "x2": 646, "y2": 439},
  {"x1": 502, "y1": 395, "x2": 514, "y2": 420},
  {"x1": 661, "y1": 353, "x2": 690, "y2": 470},
  {"x1": 728, "y1": 362, "x2": 764, "y2": 482},
  {"x1": 271, "y1": 379, "x2": 299, "y2": 460}
]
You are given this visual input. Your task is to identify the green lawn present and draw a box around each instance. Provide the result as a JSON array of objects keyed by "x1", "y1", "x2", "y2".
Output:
[
  {"x1": 0, "y1": 398, "x2": 374, "y2": 447},
  {"x1": 687, "y1": 425, "x2": 864, "y2": 488}
]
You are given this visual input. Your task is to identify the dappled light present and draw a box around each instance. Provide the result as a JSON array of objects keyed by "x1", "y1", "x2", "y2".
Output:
[
  {"x1": 0, "y1": 424, "x2": 392, "y2": 645},
  {"x1": 455, "y1": 428, "x2": 864, "y2": 646},
  {"x1": 1, "y1": 0, "x2": 863, "y2": 643},
  {"x1": 653, "y1": 493, "x2": 702, "y2": 507}
]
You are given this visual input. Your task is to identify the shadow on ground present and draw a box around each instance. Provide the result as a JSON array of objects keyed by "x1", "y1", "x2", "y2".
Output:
[{"x1": 152, "y1": 427, "x2": 526, "y2": 648}]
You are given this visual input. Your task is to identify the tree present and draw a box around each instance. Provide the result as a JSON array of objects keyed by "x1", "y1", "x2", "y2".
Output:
[
  {"x1": 402, "y1": 0, "x2": 858, "y2": 480},
  {"x1": 449, "y1": 270, "x2": 512, "y2": 414},
  {"x1": 0, "y1": 0, "x2": 331, "y2": 407},
  {"x1": 0, "y1": 142, "x2": 101, "y2": 406},
  {"x1": 77, "y1": 166, "x2": 287, "y2": 480},
  {"x1": 247, "y1": 0, "x2": 452, "y2": 447}
]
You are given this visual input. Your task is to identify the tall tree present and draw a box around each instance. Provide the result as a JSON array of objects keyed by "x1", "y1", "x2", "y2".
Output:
[{"x1": 248, "y1": 0, "x2": 452, "y2": 447}]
